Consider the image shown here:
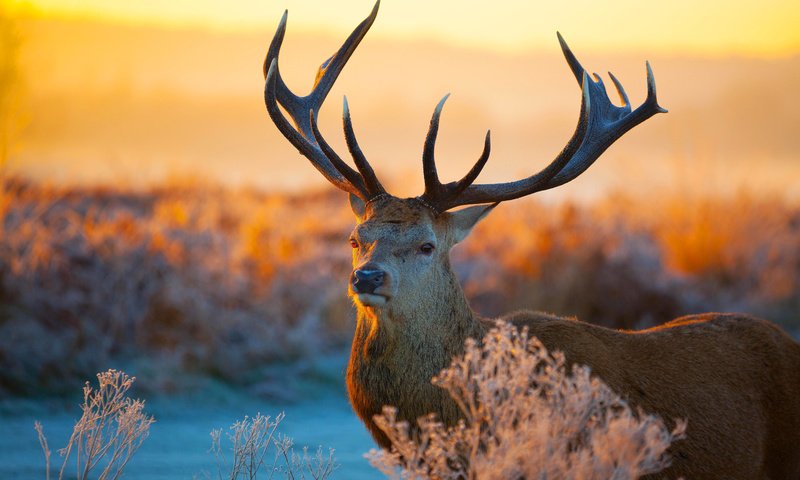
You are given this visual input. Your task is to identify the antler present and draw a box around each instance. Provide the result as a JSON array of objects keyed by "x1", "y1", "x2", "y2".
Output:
[
  {"x1": 263, "y1": 1, "x2": 384, "y2": 201},
  {"x1": 419, "y1": 32, "x2": 667, "y2": 212},
  {"x1": 264, "y1": 3, "x2": 665, "y2": 213}
]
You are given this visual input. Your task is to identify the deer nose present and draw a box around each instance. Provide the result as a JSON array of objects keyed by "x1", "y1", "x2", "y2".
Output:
[{"x1": 351, "y1": 268, "x2": 385, "y2": 294}]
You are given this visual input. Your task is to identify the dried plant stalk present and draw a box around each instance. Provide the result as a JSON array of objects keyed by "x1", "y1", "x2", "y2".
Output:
[
  {"x1": 211, "y1": 412, "x2": 338, "y2": 480},
  {"x1": 368, "y1": 321, "x2": 686, "y2": 479},
  {"x1": 35, "y1": 369, "x2": 154, "y2": 480}
]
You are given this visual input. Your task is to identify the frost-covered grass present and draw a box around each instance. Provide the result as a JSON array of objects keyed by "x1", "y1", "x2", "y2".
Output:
[
  {"x1": 29, "y1": 369, "x2": 347, "y2": 480},
  {"x1": 2, "y1": 383, "x2": 377, "y2": 480},
  {"x1": 368, "y1": 321, "x2": 684, "y2": 479},
  {"x1": 28, "y1": 324, "x2": 688, "y2": 479},
  {"x1": 1, "y1": 176, "x2": 798, "y2": 395},
  {"x1": 34, "y1": 370, "x2": 154, "y2": 480},
  {"x1": 210, "y1": 412, "x2": 338, "y2": 480}
]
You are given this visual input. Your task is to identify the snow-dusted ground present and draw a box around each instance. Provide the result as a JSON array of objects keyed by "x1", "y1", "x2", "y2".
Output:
[{"x1": 0, "y1": 384, "x2": 381, "y2": 479}]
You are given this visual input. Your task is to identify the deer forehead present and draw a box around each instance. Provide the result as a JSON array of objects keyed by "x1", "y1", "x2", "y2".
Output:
[
  {"x1": 364, "y1": 196, "x2": 434, "y2": 221},
  {"x1": 355, "y1": 197, "x2": 442, "y2": 245},
  {"x1": 354, "y1": 220, "x2": 436, "y2": 247}
]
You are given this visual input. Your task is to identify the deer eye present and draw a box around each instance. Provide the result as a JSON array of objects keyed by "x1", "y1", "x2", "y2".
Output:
[
  {"x1": 419, "y1": 243, "x2": 435, "y2": 255},
  {"x1": 349, "y1": 238, "x2": 359, "y2": 249}
]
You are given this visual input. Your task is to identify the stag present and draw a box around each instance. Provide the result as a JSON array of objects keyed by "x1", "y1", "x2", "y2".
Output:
[{"x1": 262, "y1": 2, "x2": 800, "y2": 478}]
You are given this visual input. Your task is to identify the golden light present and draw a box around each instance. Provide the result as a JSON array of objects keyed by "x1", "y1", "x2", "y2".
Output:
[
  {"x1": 15, "y1": 0, "x2": 800, "y2": 56},
  {"x1": 3, "y1": 0, "x2": 799, "y2": 198}
]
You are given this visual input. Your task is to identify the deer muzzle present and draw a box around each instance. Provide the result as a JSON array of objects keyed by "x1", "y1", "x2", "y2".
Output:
[
  {"x1": 351, "y1": 268, "x2": 385, "y2": 294},
  {"x1": 350, "y1": 267, "x2": 390, "y2": 307}
]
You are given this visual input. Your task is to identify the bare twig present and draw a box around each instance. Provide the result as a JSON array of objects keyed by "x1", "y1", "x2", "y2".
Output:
[{"x1": 36, "y1": 369, "x2": 154, "y2": 480}]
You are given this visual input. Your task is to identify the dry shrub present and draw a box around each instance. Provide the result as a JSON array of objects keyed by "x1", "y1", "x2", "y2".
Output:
[
  {"x1": 32, "y1": 369, "x2": 335, "y2": 480},
  {"x1": 367, "y1": 321, "x2": 685, "y2": 479},
  {"x1": 211, "y1": 412, "x2": 337, "y2": 480},
  {"x1": 34, "y1": 369, "x2": 154, "y2": 480}
]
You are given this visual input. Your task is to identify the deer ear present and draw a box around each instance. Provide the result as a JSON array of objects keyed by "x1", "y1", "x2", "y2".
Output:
[
  {"x1": 449, "y1": 203, "x2": 497, "y2": 243},
  {"x1": 349, "y1": 193, "x2": 366, "y2": 220}
]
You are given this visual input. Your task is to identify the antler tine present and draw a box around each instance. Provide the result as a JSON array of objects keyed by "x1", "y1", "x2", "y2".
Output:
[
  {"x1": 646, "y1": 61, "x2": 669, "y2": 114},
  {"x1": 263, "y1": 1, "x2": 382, "y2": 200},
  {"x1": 451, "y1": 130, "x2": 491, "y2": 197},
  {"x1": 422, "y1": 33, "x2": 666, "y2": 211},
  {"x1": 608, "y1": 71, "x2": 630, "y2": 108},
  {"x1": 419, "y1": 96, "x2": 493, "y2": 209},
  {"x1": 265, "y1": 60, "x2": 363, "y2": 197},
  {"x1": 343, "y1": 97, "x2": 385, "y2": 196},
  {"x1": 311, "y1": 1, "x2": 380, "y2": 107},
  {"x1": 309, "y1": 109, "x2": 368, "y2": 192},
  {"x1": 422, "y1": 94, "x2": 450, "y2": 196},
  {"x1": 557, "y1": 31, "x2": 585, "y2": 86},
  {"x1": 542, "y1": 52, "x2": 666, "y2": 188}
]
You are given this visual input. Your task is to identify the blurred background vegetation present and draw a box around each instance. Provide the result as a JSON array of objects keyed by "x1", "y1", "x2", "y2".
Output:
[{"x1": 1, "y1": 179, "x2": 798, "y2": 396}]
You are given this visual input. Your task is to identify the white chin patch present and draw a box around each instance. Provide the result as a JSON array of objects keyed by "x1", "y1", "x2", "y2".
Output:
[{"x1": 356, "y1": 293, "x2": 388, "y2": 307}]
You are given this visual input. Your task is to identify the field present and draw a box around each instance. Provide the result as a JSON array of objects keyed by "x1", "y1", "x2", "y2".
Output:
[
  {"x1": 1, "y1": 176, "x2": 798, "y2": 477},
  {"x1": 2, "y1": 3, "x2": 800, "y2": 477}
]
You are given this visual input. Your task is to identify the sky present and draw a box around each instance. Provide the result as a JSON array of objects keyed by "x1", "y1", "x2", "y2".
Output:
[
  {"x1": 5, "y1": 0, "x2": 800, "y2": 197},
  {"x1": 13, "y1": 0, "x2": 800, "y2": 56}
]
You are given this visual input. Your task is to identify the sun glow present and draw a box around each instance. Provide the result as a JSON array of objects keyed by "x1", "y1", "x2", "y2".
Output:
[
  {"x1": 12, "y1": 0, "x2": 800, "y2": 56},
  {"x1": 4, "y1": 0, "x2": 800, "y2": 195}
]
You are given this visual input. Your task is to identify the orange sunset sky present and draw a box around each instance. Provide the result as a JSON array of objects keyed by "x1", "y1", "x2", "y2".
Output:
[
  {"x1": 3, "y1": 0, "x2": 799, "y2": 199},
  {"x1": 14, "y1": 0, "x2": 800, "y2": 56}
]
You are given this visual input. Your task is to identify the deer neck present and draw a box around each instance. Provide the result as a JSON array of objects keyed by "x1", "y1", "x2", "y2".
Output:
[
  {"x1": 347, "y1": 261, "x2": 483, "y2": 440},
  {"x1": 347, "y1": 264, "x2": 484, "y2": 440},
  {"x1": 349, "y1": 261, "x2": 482, "y2": 374}
]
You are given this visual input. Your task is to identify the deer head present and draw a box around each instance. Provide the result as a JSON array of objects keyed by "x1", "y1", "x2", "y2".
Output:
[{"x1": 262, "y1": 0, "x2": 665, "y2": 318}]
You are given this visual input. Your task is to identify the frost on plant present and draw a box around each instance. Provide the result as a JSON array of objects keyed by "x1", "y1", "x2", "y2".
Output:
[
  {"x1": 211, "y1": 412, "x2": 337, "y2": 480},
  {"x1": 35, "y1": 369, "x2": 154, "y2": 480},
  {"x1": 367, "y1": 321, "x2": 686, "y2": 479}
]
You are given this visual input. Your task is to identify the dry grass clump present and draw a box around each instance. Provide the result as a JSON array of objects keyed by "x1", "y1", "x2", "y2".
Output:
[
  {"x1": 211, "y1": 412, "x2": 337, "y2": 480},
  {"x1": 367, "y1": 321, "x2": 686, "y2": 479},
  {"x1": 32, "y1": 369, "x2": 335, "y2": 480},
  {"x1": 34, "y1": 369, "x2": 154, "y2": 480}
]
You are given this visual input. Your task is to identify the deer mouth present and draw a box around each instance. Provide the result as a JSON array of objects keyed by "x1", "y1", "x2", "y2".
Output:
[{"x1": 355, "y1": 293, "x2": 389, "y2": 307}]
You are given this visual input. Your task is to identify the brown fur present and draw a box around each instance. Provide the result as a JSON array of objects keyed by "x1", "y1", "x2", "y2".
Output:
[{"x1": 345, "y1": 195, "x2": 800, "y2": 479}]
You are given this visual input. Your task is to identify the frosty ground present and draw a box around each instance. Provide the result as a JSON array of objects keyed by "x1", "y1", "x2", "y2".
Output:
[{"x1": 0, "y1": 356, "x2": 380, "y2": 479}]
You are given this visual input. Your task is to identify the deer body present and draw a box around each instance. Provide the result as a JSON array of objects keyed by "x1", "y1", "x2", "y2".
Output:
[
  {"x1": 343, "y1": 197, "x2": 800, "y2": 480},
  {"x1": 262, "y1": 3, "x2": 800, "y2": 477},
  {"x1": 351, "y1": 312, "x2": 800, "y2": 479}
]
